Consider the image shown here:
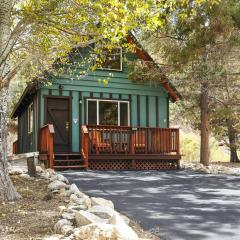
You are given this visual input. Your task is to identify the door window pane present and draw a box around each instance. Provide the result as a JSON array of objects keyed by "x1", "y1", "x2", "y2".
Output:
[
  {"x1": 120, "y1": 102, "x2": 129, "y2": 126},
  {"x1": 88, "y1": 101, "x2": 97, "y2": 125},
  {"x1": 99, "y1": 101, "x2": 118, "y2": 125}
]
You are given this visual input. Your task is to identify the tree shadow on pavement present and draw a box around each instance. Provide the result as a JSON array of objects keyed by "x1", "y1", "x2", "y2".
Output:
[{"x1": 63, "y1": 170, "x2": 240, "y2": 240}]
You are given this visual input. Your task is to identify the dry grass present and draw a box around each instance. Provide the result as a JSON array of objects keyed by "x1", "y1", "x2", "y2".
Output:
[
  {"x1": 0, "y1": 175, "x2": 67, "y2": 240},
  {"x1": 0, "y1": 175, "x2": 160, "y2": 240},
  {"x1": 129, "y1": 219, "x2": 160, "y2": 240}
]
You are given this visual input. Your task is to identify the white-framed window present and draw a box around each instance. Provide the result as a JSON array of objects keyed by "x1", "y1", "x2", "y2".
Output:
[
  {"x1": 28, "y1": 103, "x2": 33, "y2": 133},
  {"x1": 87, "y1": 99, "x2": 130, "y2": 126},
  {"x1": 97, "y1": 47, "x2": 122, "y2": 71}
]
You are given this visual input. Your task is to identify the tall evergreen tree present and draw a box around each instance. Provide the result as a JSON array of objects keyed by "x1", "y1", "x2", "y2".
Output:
[{"x1": 140, "y1": 0, "x2": 240, "y2": 165}]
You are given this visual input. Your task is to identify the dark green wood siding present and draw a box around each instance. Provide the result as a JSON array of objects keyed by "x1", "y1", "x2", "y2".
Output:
[
  {"x1": 17, "y1": 93, "x2": 39, "y2": 153},
  {"x1": 18, "y1": 48, "x2": 170, "y2": 153}
]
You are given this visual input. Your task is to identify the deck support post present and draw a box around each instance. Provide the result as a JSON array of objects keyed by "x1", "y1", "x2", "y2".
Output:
[
  {"x1": 177, "y1": 159, "x2": 180, "y2": 170},
  {"x1": 131, "y1": 159, "x2": 136, "y2": 170}
]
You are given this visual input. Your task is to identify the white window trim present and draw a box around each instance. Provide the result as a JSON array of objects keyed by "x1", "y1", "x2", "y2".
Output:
[
  {"x1": 28, "y1": 103, "x2": 33, "y2": 134},
  {"x1": 87, "y1": 98, "x2": 130, "y2": 126},
  {"x1": 97, "y1": 47, "x2": 123, "y2": 72}
]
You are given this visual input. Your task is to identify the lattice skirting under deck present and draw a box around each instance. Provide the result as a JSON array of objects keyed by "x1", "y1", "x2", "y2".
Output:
[{"x1": 89, "y1": 159, "x2": 179, "y2": 170}]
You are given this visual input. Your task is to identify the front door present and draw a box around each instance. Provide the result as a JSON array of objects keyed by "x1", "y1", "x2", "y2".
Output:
[{"x1": 45, "y1": 97, "x2": 70, "y2": 152}]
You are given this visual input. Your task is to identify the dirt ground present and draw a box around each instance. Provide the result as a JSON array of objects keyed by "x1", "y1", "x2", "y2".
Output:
[
  {"x1": 0, "y1": 175, "x2": 67, "y2": 240},
  {"x1": 129, "y1": 220, "x2": 160, "y2": 240},
  {"x1": 0, "y1": 175, "x2": 159, "y2": 240}
]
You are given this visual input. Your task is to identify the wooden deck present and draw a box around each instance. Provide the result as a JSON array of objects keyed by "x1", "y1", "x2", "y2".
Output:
[
  {"x1": 15, "y1": 124, "x2": 181, "y2": 170},
  {"x1": 81, "y1": 125, "x2": 181, "y2": 170}
]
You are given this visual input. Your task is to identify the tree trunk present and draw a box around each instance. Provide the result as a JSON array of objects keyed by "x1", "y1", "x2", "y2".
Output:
[
  {"x1": 0, "y1": 87, "x2": 21, "y2": 202},
  {"x1": 227, "y1": 120, "x2": 240, "y2": 163},
  {"x1": 200, "y1": 83, "x2": 210, "y2": 166},
  {"x1": 0, "y1": 0, "x2": 21, "y2": 202}
]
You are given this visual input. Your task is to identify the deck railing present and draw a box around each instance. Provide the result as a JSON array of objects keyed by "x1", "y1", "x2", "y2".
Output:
[
  {"x1": 81, "y1": 125, "x2": 180, "y2": 157},
  {"x1": 39, "y1": 124, "x2": 55, "y2": 168},
  {"x1": 81, "y1": 125, "x2": 89, "y2": 168},
  {"x1": 13, "y1": 140, "x2": 18, "y2": 154}
]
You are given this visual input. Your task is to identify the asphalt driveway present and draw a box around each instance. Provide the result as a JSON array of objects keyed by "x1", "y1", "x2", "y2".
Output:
[{"x1": 63, "y1": 170, "x2": 240, "y2": 240}]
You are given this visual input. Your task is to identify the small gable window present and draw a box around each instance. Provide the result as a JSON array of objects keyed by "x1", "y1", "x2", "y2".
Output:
[
  {"x1": 97, "y1": 48, "x2": 122, "y2": 71},
  {"x1": 28, "y1": 103, "x2": 33, "y2": 134}
]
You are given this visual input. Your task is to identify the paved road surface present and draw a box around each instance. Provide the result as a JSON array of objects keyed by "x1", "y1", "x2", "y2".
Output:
[{"x1": 63, "y1": 170, "x2": 240, "y2": 240}]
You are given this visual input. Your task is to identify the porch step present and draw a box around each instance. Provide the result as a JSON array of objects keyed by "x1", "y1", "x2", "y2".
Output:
[
  {"x1": 53, "y1": 165, "x2": 87, "y2": 170},
  {"x1": 53, "y1": 153, "x2": 86, "y2": 170},
  {"x1": 54, "y1": 159, "x2": 83, "y2": 163}
]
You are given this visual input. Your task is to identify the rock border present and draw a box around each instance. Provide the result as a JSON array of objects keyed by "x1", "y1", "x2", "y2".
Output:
[
  {"x1": 8, "y1": 164, "x2": 152, "y2": 240},
  {"x1": 181, "y1": 162, "x2": 240, "y2": 175},
  {"x1": 40, "y1": 168, "x2": 148, "y2": 240}
]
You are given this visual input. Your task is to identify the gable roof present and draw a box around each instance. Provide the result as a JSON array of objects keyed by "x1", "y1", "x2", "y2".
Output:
[
  {"x1": 11, "y1": 33, "x2": 180, "y2": 118},
  {"x1": 11, "y1": 82, "x2": 38, "y2": 118},
  {"x1": 127, "y1": 33, "x2": 180, "y2": 102}
]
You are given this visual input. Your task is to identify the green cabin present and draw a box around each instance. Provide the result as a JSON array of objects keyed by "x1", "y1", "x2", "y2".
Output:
[{"x1": 12, "y1": 35, "x2": 181, "y2": 170}]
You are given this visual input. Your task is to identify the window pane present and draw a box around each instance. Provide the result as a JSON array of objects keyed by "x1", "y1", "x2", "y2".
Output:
[
  {"x1": 99, "y1": 48, "x2": 122, "y2": 71},
  {"x1": 28, "y1": 104, "x2": 33, "y2": 133},
  {"x1": 88, "y1": 101, "x2": 97, "y2": 125},
  {"x1": 99, "y1": 101, "x2": 118, "y2": 125},
  {"x1": 120, "y1": 102, "x2": 129, "y2": 126}
]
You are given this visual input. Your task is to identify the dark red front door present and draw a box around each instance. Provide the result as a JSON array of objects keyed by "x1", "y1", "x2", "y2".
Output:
[{"x1": 45, "y1": 97, "x2": 70, "y2": 152}]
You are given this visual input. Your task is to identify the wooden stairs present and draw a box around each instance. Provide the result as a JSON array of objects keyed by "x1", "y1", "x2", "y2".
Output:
[{"x1": 53, "y1": 153, "x2": 87, "y2": 170}]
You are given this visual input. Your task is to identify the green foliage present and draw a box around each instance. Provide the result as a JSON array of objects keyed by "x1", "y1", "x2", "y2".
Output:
[
  {"x1": 181, "y1": 131, "x2": 229, "y2": 162},
  {"x1": 128, "y1": 60, "x2": 165, "y2": 85},
  {"x1": 141, "y1": 0, "x2": 240, "y2": 160},
  {"x1": 1, "y1": 0, "x2": 218, "y2": 86}
]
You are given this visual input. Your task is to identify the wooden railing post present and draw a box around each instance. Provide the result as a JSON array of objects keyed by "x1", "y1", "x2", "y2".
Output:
[
  {"x1": 39, "y1": 124, "x2": 55, "y2": 169},
  {"x1": 81, "y1": 125, "x2": 89, "y2": 168},
  {"x1": 13, "y1": 140, "x2": 18, "y2": 155},
  {"x1": 176, "y1": 129, "x2": 180, "y2": 155},
  {"x1": 131, "y1": 128, "x2": 136, "y2": 154},
  {"x1": 48, "y1": 125, "x2": 54, "y2": 169}
]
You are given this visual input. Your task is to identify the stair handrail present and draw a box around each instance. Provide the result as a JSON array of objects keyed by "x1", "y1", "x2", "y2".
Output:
[
  {"x1": 81, "y1": 125, "x2": 89, "y2": 168},
  {"x1": 39, "y1": 124, "x2": 55, "y2": 168}
]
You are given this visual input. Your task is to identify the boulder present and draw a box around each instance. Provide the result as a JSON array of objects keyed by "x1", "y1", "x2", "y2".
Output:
[
  {"x1": 91, "y1": 197, "x2": 114, "y2": 209},
  {"x1": 8, "y1": 168, "x2": 23, "y2": 175},
  {"x1": 73, "y1": 224, "x2": 118, "y2": 240},
  {"x1": 73, "y1": 222, "x2": 139, "y2": 240},
  {"x1": 61, "y1": 224, "x2": 74, "y2": 235},
  {"x1": 19, "y1": 173, "x2": 31, "y2": 179},
  {"x1": 54, "y1": 219, "x2": 73, "y2": 233},
  {"x1": 44, "y1": 234, "x2": 64, "y2": 240},
  {"x1": 45, "y1": 168, "x2": 56, "y2": 177},
  {"x1": 41, "y1": 171, "x2": 51, "y2": 179},
  {"x1": 119, "y1": 214, "x2": 130, "y2": 225},
  {"x1": 70, "y1": 194, "x2": 91, "y2": 209},
  {"x1": 36, "y1": 165, "x2": 44, "y2": 173},
  {"x1": 108, "y1": 213, "x2": 139, "y2": 240},
  {"x1": 75, "y1": 210, "x2": 104, "y2": 226},
  {"x1": 58, "y1": 206, "x2": 67, "y2": 213},
  {"x1": 67, "y1": 184, "x2": 89, "y2": 199},
  {"x1": 59, "y1": 188, "x2": 67, "y2": 197},
  {"x1": 87, "y1": 205, "x2": 115, "y2": 220},
  {"x1": 62, "y1": 212, "x2": 75, "y2": 221},
  {"x1": 203, "y1": 168, "x2": 211, "y2": 174},
  {"x1": 70, "y1": 194, "x2": 85, "y2": 205},
  {"x1": 67, "y1": 205, "x2": 87, "y2": 213},
  {"x1": 48, "y1": 180, "x2": 68, "y2": 191},
  {"x1": 51, "y1": 174, "x2": 69, "y2": 184}
]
